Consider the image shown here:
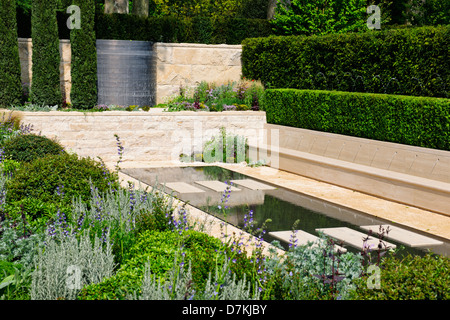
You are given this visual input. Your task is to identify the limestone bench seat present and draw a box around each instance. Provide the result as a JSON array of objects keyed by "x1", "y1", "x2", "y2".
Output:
[{"x1": 250, "y1": 124, "x2": 450, "y2": 216}]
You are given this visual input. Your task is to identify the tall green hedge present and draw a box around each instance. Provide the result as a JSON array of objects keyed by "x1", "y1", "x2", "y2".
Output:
[
  {"x1": 30, "y1": 0, "x2": 61, "y2": 106},
  {"x1": 262, "y1": 89, "x2": 450, "y2": 151},
  {"x1": 70, "y1": 0, "x2": 98, "y2": 109},
  {"x1": 242, "y1": 26, "x2": 450, "y2": 98},
  {"x1": 0, "y1": 0, "x2": 23, "y2": 107},
  {"x1": 95, "y1": 12, "x2": 272, "y2": 44}
]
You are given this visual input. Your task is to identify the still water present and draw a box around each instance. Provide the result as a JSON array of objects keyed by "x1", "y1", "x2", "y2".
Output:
[{"x1": 121, "y1": 165, "x2": 449, "y2": 257}]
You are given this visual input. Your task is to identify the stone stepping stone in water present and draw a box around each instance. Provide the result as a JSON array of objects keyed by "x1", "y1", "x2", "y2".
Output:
[
  {"x1": 165, "y1": 182, "x2": 205, "y2": 194},
  {"x1": 194, "y1": 180, "x2": 241, "y2": 192},
  {"x1": 315, "y1": 227, "x2": 396, "y2": 251},
  {"x1": 360, "y1": 224, "x2": 443, "y2": 248},
  {"x1": 269, "y1": 230, "x2": 347, "y2": 253},
  {"x1": 230, "y1": 179, "x2": 277, "y2": 190}
]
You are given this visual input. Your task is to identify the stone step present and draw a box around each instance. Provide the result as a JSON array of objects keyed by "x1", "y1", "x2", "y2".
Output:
[
  {"x1": 360, "y1": 224, "x2": 443, "y2": 248},
  {"x1": 165, "y1": 182, "x2": 205, "y2": 194},
  {"x1": 269, "y1": 230, "x2": 347, "y2": 253},
  {"x1": 230, "y1": 179, "x2": 277, "y2": 191},
  {"x1": 316, "y1": 227, "x2": 396, "y2": 251},
  {"x1": 194, "y1": 180, "x2": 241, "y2": 192}
]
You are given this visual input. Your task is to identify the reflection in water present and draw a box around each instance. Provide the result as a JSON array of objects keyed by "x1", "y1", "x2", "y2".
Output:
[{"x1": 121, "y1": 166, "x2": 449, "y2": 257}]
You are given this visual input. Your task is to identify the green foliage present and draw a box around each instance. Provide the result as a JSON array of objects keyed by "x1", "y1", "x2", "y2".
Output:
[
  {"x1": 5, "y1": 153, "x2": 119, "y2": 207},
  {"x1": 264, "y1": 237, "x2": 362, "y2": 300},
  {"x1": 3, "y1": 197, "x2": 62, "y2": 231},
  {"x1": 0, "y1": 217, "x2": 45, "y2": 269},
  {"x1": 30, "y1": 0, "x2": 61, "y2": 106},
  {"x1": 70, "y1": 0, "x2": 97, "y2": 109},
  {"x1": 238, "y1": 0, "x2": 270, "y2": 19},
  {"x1": 153, "y1": 0, "x2": 249, "y2": 19},
  {"x1": 0, "y1": 159, "x2": 20, "y2": 177},
  {"x1": 95, "y1": 11, "x2": 272, "y2": 44},
  {"x1": 271, "y1": 0, "x2": 367, "y2": 36},
  {"x1": 404, "y1": 0, "x2": 450, "y2": 26},
  {"x1": 351, "y1": 253, "x2": 450, "y2": 300},
  {"x1": 1, "y1": 134, "x2": 66, "y2": 163},
  {"x1": 134, "y1": 191, "x2": 175, "y2": 234},
  {"x1": 79, "y1": 229, "x2": 223, "y2": 300},
  {"x1": 242, "y1": 25, "x2": 450, "y2": 98},
  {"x1": 263, "y1": 89, "x2": 450, "y2": 151},
  {"x1": 0, "y1": 0, "x2": 23, "y2": 107}
]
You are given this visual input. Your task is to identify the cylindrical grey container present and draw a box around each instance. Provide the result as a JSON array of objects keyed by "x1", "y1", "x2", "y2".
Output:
[{"x1": 96, "y1": 40, "x2": 156, "y2": 106}]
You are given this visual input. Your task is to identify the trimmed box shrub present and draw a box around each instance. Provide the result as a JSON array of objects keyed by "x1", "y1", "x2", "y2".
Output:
[
  {"x1": 30, "y1": 0, "x2": 61, "y2": 106},
  {"x1": 242, "y1": 25, "x2": 450, "y2": 98},
  {"x1": 0, "y1": 0, "x2": 23, "y2": 107},
  {"x1": 70, "y1": 0, "x2": 97, "y2": 109},
  {"x1": 1, "y1": 133, "x2": 66, "y2": 163},
  {"x1": 6, "y1": 153, "x2": 119, "y2": 207},
  {"x1": 262, "y1": 89, "x2": 450, "y2": 151}
]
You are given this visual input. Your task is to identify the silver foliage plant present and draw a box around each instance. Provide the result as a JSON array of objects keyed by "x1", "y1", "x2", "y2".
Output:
[
  {"x1": 70, "y1": 180, "x2": 173, "y2": 239},
  {"x1": 132, "y1": 253, "x2": 260, "y2": 300},
  {"x1": 30, "y1": 231, "x2": 115, "y2": 300}
]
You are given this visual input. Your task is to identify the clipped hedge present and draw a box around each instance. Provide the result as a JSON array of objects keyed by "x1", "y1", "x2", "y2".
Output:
[
  {"x1": 95, "y1": 13, "x2": 272, "y2": 44},
  {"x1": 1, "y1": 133, "x2": 66, "y2": 163},
  {"x1": 79, "y1": 230, "x2": 223, "y2": 300},
  {"x1": 0, "y1": 0, "x2": 23, "y2": 107},
  {"x1": 262, "y1": 89, "x2": 450, "y2": 151},
  {"x1": 352, "y1": 253, "x2": 450, "y2": 300},
  {"x1": 242, "y1": 25, "x2": 450, "y2": 98},
  {"x1": 6, "y1": 152, "x2": 119, "y2": 206},
  {"x1": 30, "y1": 0, "x2": 61, "y2": 106},
  {"x1": 70, "y1": 0, "x2": 97, "y2": 109}
]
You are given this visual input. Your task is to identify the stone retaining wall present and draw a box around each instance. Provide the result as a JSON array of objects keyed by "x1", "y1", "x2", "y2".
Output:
[
  {"x1": 20, "y1": 110, "x2": 266, "y2": 163},
  {"x1": 155, "y1": 42, "x2": 242, "y2": 104}
]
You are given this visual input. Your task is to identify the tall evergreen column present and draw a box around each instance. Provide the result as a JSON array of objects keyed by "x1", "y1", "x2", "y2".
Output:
[
  {"x1": 31, "y1": 0, "x2": 61, "y2": 106},
  {"x1": 0, "y1": 0, "x2": 23, "y2": 107},
  {"x1": 70, "y1": 0, "x2": 97, "y2": 109}
]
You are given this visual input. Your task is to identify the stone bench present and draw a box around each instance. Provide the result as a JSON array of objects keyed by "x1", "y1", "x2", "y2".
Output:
[{"x1": 249, "y1": 124, "x2": 450, "y2": 216}]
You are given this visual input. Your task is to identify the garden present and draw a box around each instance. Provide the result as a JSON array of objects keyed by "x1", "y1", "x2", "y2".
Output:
[
  {"x1": 0, "y1": 113, "x2": 449, "y2": 301},
  {"x1": 0, "y1": 0, "x2": 449, "y2": 302}
]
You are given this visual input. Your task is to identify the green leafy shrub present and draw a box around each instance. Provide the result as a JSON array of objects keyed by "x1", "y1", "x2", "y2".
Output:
[
  {"x1": 202, "y1": 128, "x2": 249, "y2": 163},
  {"x1": 242, "y1": 25, "x2": 450, "y2": 98},
  {"x1": 0, "y1": 0, "x2": 23, "y2": 107},
  {"x1": 404, "y1": 0, "x2": 450, "y2": 26},
  {"x1": 0, "y1": 261, "x2": 32, "y2": 300},
  {"x1": 0, "y1": 216, "x2": 45, "y2": 269},
  {"x1": 70, "y1": 0, "x2": 97, "y2": 109},
  {"x1": 0, "y1": 159, "x2": 20, "y2": 177},
  {"x1": 79, "y1": 230, "x2": 223, "y2": 300},
  {"x1": 262, "y1": 89, "x2": 450, "y2": 151},
  {"x1": 134, "y1": 191, "x2": 175, "y2": 233},
  {"x1": 271, "y1": 0, "x2": 366, "y2": 36},
  {"x1": 1, "y1": 134, "x2": 66, "y2": 163},
  {"x1": 351, "y1": 253, "x2": 450, "y2": 300},
  {"x1": 30, "y1": 0, "x2": 61, "y2": 106},
  {"x1": 6, "y1": 153, "x2": 119, "y2": 207}
]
